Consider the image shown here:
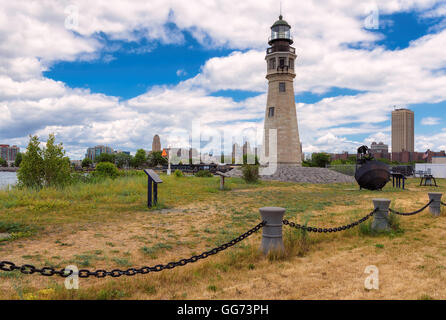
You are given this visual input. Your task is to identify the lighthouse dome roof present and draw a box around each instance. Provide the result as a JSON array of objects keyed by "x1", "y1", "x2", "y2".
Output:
[{"x1": 271, "y1": 15, "x2": 291, "y2": 28}]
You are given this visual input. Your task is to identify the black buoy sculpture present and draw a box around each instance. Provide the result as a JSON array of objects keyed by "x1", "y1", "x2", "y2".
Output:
[{"x1": 355, "y1": 146, "x2": 390, "y2": 191}]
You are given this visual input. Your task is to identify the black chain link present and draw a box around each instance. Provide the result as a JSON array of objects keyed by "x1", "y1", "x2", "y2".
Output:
[
  {"x1": 283, "y1": 208, "x2": 378, "y2": 233},
  {"x1": 0, "y1": 221, "x2": 265, "y2": 279},
  {"x1": 388, "y1": 200, "x2": 433, "y2": 216},
  {"x1": 441, "y1": 201, "x2": 446, "y2": 207}
]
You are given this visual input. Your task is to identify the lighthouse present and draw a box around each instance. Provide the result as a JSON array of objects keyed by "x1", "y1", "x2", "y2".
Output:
[{"x1": 263, "y1": 15, "x2": 302, "y2": 167}]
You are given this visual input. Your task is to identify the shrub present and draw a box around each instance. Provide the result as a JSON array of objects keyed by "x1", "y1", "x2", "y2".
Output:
[
  {"x1": 241, "y1": 164, "x2": 259, "y2": 183},
  {"x1": 195, "y1": 170, "x2": 213, "y2": 177},
  {"x1": 93, "y1": 162, "x2": 119, "y2": 179},
  {"x1": 174, "y1": 169, "x2": 183, "y2": 177}
]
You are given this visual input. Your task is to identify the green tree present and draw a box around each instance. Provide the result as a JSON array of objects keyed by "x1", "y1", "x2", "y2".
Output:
[
  {"x1": 17, "y1": 134, "x2": 71, "y2": 188},
  {"x1": 82, "y1": 157, "x2": 93, "y2": 168},
  {"x1": 0, "y1": 157, "x2": 7, "y2": 167},
  {"x1": 147, "y1": 151, "x2": 167, "y2": 167},
  {"x1": 14, "y1": 152, "x2": 23, "y2": 167},
  {"x1": 42, "y1": 133, "x2": 71, "y2": 187},
  {"x1": 115, "y1": 152, "x2": 132, "y2": 169},
  {"x1": 311, "y1": 153, "x2": 331, "y2": 168},
  {"x1": 131, "y1": 149, "x2": 147, "y2": 168},
  {"x1": 17, "y1": 135, "x2": 44, "y2": 188},
  {"x1": 95, "y1": 153, "x2": 116, "y2": 164}
]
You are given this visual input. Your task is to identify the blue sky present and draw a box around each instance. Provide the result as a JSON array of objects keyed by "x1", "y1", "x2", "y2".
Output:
[{"x1": 1, "y1": 1, "x2": 446, "y2": 159}]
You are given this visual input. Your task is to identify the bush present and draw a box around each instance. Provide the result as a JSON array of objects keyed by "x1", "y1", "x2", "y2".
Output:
[
  {"x1": 93, "y1": 162, "x2": 119, "y2": 179},
  {"x1": 174, "y1": 169, "x2": 183, "y2": 177},
  {"x1": 195, "y1": 170, "x2": 213, "y2": 177},
  {"x1": 241, "y1": 165, "x2": 259, "y2": 183}
]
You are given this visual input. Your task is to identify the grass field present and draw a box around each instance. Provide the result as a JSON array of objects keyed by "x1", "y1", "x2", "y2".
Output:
[{"x1": 0, "y1": 172, "x2": 445, "y2": 300}]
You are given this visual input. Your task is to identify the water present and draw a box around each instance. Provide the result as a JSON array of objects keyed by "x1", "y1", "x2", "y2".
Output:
[{"x1": 0, "y1": 172, "x2": 18, "y2": 190}]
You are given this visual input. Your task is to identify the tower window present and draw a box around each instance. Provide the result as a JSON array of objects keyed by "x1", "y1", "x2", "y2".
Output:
[
  {"x1": 289, "y1": 58, "x2": 294, "y2": 69},
  {"x1": 269, "y1": 58, "x2": 276, "y2": 70},
  {"x1": 268, "y1": 107, "x2": 275, "y2": 117},
  {"x1": 279, "y1": 57, "x2": 285, "y2": 68},
  {"x1": 279, "y1": 82, "x2": 286, "y2": 92}
]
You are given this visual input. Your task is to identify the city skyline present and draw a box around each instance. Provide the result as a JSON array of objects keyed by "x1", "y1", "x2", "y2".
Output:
[{"x1": 1, "y1": 1, "x2": 446, "y2": 159}]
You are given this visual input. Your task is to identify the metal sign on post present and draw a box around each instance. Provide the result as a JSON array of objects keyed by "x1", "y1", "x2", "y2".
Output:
[
  {"x1": 215, "y1": 171, "x2": 229, "y2": 190},
  {"x1": 144, "y1": 169, "x2": 163, "y2": 208}
]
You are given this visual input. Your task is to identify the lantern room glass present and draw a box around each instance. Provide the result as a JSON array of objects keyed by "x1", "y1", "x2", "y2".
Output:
[{"x1": 271, "y1": 25, "x2": 291, "y2": 41}]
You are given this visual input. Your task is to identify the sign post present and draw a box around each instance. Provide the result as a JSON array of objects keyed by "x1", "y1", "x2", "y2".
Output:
[{"x1": 144, "y1": 169, "x2": 163, "y2": 207}]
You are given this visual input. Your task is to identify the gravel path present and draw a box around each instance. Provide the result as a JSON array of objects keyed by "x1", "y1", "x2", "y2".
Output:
[{"x1": 225, "y1": 166, "x2": 355, "y2": 184}]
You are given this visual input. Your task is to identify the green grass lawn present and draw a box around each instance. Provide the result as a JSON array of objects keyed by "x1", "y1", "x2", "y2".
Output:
[
  {"x1": 0, "y1": 172, "x2": 445, "y2": 300},
  {"x1": 0, "y1": 173, "x2": 443, "y2": 240}
]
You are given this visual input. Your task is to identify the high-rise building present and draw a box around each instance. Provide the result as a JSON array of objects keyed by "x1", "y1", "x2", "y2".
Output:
[
  {"x1": 0, "y1": 144, "x2": 20, "y2": 163},
  {"x1": 263, "y1": 14, "x2": 302, "y2": 166},
  {"x1": 152, "y1": 134, "x2": 161, "y2": 152},
  {"x1": 392, "y1": 108, "x2": 414, "y2": 153},
  {"x1": 85, "y1": 145, "x2": 114, "y2": 161}
]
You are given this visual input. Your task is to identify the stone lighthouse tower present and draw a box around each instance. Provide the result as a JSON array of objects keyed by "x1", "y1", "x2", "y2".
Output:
[{"x1": 263, "y1": 15, "x2": 302, "y2": 167}]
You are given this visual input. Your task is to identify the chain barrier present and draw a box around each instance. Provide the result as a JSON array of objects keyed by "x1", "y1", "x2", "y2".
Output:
[
  {"x1": 441, "y1": 201, "x2": 446, "y2": 207},
  {"x1": 0, "y1": 221, "x2": 265, "y2": 278},
  {"x1": 283, "y1": 208, "x2": 378, "y2": 233},
  {"x1": 388, "y1": 200, "x2": 433, "y2": 216}
]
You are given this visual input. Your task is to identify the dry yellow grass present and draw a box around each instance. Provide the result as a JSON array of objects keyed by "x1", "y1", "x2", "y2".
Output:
[{"x1": 0, "y1": 175, "x2": 445, "y2": 300}]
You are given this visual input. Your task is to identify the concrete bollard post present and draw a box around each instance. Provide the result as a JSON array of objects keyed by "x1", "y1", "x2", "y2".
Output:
[
  {"x1": 371, "y1": 199, "x2": 391, "y2": 232},
  {"x1": 428, "y1": 192, "x2": 443, "y2": 217},
  {"x1": 259, "y1": 207, "x2": 285, "y2": 255}
]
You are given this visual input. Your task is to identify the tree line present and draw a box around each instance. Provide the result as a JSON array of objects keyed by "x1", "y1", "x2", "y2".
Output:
[{"x1": 81, "y1": 149, "x2": 167, "y2": 169}]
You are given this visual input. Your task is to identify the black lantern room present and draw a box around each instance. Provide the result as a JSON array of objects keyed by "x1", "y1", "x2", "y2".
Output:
[{"x1": 269, "y1": 15, "x2": 293, "y2": 45}]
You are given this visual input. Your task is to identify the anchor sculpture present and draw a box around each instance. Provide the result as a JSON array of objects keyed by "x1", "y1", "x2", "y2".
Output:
[{"x1": 355, "y1": 146, "x2": 390, "y2": 191}]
